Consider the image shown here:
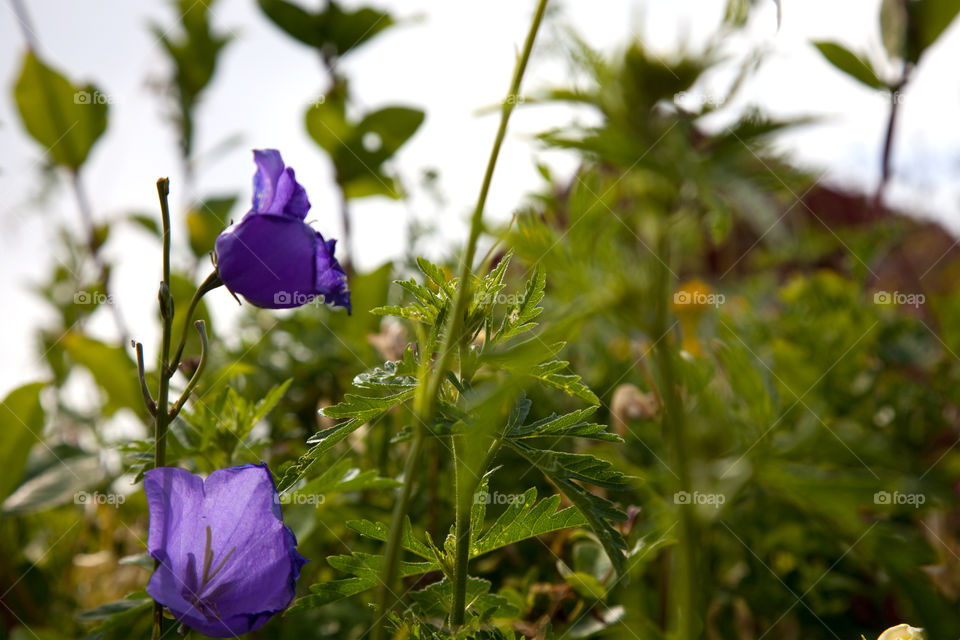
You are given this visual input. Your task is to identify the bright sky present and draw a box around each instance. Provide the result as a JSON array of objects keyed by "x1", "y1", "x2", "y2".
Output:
[{"x1": 0, "y1": 0, "x2": 958, "y2": 398}]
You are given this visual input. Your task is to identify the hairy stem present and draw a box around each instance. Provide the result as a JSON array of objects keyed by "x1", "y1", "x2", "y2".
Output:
[
  {"x1": 371, "y1": 1, "x2": 549, "y2": 635},
  {"x1": 653, "y1": 231, "x2": 697, "y2": 640}
]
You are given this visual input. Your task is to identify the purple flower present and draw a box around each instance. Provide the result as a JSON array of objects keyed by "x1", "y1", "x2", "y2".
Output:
[
  {"x1": 215, "y1": 149, "x2": 350, "y2": 312},
  {"x1": 144, "y1": 463, "x2": 307, "y2": 637}
]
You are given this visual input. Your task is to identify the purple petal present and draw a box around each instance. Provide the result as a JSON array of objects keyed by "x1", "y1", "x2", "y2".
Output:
[
  {"x1": 215, "y1": 213, "x2": 318, "y2": 308},
  {"x1": 252, "y1": 149, "x2": 285, "y2": 213},
  {"x1": 144, "y1": 464, "x2": 307, "y2": 638},
  {"x1": 315, "y1": 232, "x2": 351, "y2": 313}
]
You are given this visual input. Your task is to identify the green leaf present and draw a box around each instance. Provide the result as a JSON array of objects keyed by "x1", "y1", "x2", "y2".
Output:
[
  {"x1": 289, "y1": 458, "x2": 399, "y2": 502},
  {"x1": 557, "y1": 562, "x2": 607, "y2": 600},
  {"x1": 77, "y1": 594, "x2": 152, "y2": 623},
  {"x1": 61, "y1": 333, "x2": 143, "y2": 417},
  {"x1": 258, "y1": 0, "x2": 394, "y2": 57},
  {"x1": 507, "y1": 406, "x2": 621, "y2": 442},
  {"x1": 277, "y1": 388, "x2": 414, "y2": 491},
  {"x1": 186, "y1": 196, "x2": 235, "y2": 257},
  {"x1": 3, "y1": 454, "x2": 104, "y2": 515},
  {"x1": 409, "y1": 577, "x2": 518, "y2": 623},
  {"x1": 346, "y1": 517, "x2": 436, "y2": 560},
  {"x1": 472, "y1": 488, "x2": 588, "y2": 557},
  {"x1": 524, "y1": 360, "x2": 599, "y2": 404},
  {"x1": 813, "y1": 41, "x2": 886, "y2": 90},
  {"x1": 494, "y1": 265, "x2": 546, "y2": 343},
  {"x1": 306, "y1": 98, "x2": 424, "y2": 200},
  {"x1": 288, "y1": 552, "x2": 434, "y2": 612},
  {"x1": 505, "y1": 441, "x2": 628, "y2": 574},
  {"x1": 14, "y1": 52, "x2": 108, "y2": 169},
  {"x1": 0, "y1": 382, "x2": 46, "y2": 502},
  {"x1": 906, "y1": 0, "x2": 960, "y2": 61}
]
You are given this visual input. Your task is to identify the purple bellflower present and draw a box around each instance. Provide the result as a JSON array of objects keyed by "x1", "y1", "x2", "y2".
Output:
[
  {"x1": 144, "y1": 463, "x2": 307, "y2": 637},
  {"x1": 215, "y1": 149, "x2": 351, "y2": 312}
]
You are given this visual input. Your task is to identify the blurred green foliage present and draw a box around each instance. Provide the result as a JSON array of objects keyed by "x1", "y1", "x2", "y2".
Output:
[{"x1": 3, "y1": 1, "x2": 960, "y2": 640}]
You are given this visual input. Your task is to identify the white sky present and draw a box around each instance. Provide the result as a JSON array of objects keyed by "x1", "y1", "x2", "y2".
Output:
[{"x1": 0, "y1": 0, "x2": 958, "y2": 398}]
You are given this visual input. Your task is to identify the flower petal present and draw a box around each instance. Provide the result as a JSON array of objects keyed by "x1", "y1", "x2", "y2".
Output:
[
  {"x1": 252, "y1": 149, "x2": 285, "y2": 213},
  {"x1": 144, "y1": 464, "x2": 307, "y2": 638},
  {"x1": 215, "y1": 213, "x2": 318, "y2": 308},
  {"x1": 315, "y1": 233, "x2": 351, "y2": 313}
]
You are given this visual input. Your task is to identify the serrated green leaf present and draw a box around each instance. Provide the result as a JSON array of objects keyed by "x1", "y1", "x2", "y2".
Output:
[
  {"x1": 508, "y1": 406, "x2": 621, "y2": 442},
  {"x1": 346, "y1": 517, "x2": 435, "y2": 559},
  {"x1": 473, "y1": 488, "x2": 588, "y2": 557},
  {"x1": 524, "y1": 360, "x2": 599, "y2": 404},
  {"x1": 494, "y1": 265, "x2": 546, "y2": 342},
  {"x1": 409, "y1": 577, "x2": 518, "y2": 623},
  {"x1": 505, "y1": 440, "x2": 628, "y2": 574}
]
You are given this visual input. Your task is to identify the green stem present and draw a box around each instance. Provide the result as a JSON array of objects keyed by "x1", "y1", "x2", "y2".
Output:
[
  {"x1": 372, "y1": 422, "x2": 425, "y2": 638},
  {"x1": 371, "y1": 3, "x2": 549, "y2": 635},
  {"x1": 652, "y1": 231, "x2": 697, "y2": 640},
  {"x1": 449, "y1": 440, "x2": 472, "y2": 627},
  {"x1": 152, "y1": 178, "x2": 174, "y2": 640},
  {"x1": 169, "y1": 270, "x2": 222, "y2": 376}
]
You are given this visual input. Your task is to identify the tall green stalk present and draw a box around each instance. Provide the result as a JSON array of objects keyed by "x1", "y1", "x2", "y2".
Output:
[
  {"x1": 371, "y1": 1, "x2": 550, "y2": 636},
  {"x1": 652, "y1": 231, "x2": 698, "y2": 640},
  {"x1": 151, "y1": 178, "x2": 174, "y2": 640}
]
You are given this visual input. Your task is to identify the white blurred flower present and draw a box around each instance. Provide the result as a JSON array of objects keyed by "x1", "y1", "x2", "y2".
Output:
[{"x1": 877, "y1": 624, "x2": 925, "y2": 640}]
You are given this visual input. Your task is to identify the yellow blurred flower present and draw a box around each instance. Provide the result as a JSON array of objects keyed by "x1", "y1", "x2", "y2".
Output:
[
  {"x1": 877, "y1": 624, "x2": 925, "y2": 640},
  {"x1": 671, "y1": 278, "x2": 721, "y2": 356}
]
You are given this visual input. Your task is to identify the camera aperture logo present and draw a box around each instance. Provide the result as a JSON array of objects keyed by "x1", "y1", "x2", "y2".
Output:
[
  {"x1": 873, "y1": 291, "x2": 924, "y2": 308},
  {"x1": 474, "y1": 491, "x2": 524, "y2": 506},
  {"x1": 75, "y1": 491, "x2": 125, "y2": 506},
  {"x1": 673, "y1": 290, "x2": 724, "y2": 308},
  {"x1": 273, "y1": 291, "x2": 322, "y2": 306},
  {"x1": 275, "y1": 493, "x2": 326, "y2": 506},
  {"x1": 673, "y1": 490, "x2": 725, "y2": 508},
  {"x1": 874, "y1": 490, "x2": 925, "y2": 508},
  {"x1": 474, "y1": 292, "x2": 526, "y2": 306},
  {"x1": 74, "y1": 291, "x2": 114, "y2": 305},
  {"x1": 73, "y1": 90, "x2": 116, "y2": 105}
]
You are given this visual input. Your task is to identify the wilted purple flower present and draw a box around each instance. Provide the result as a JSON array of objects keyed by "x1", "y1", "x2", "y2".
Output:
[
  {"x1": 144, "y1": 463, "x2": 307, "y2": 637},
  {"x1": 215, "y1": 149, "x2": 351, "y2": 311}
]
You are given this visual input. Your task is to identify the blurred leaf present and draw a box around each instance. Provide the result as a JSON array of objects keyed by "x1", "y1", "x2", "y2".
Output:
[
  {"x1": 306, "y1": 98, "x2": 424, "y2": 200},
  {"x1": 813, "y1": 41, "x2": 887, "y2": 89},
  {"x1": 14, "y1": 52, "x2": 108, "y2": 169},
  {"x1": 906, "y1": 0, "x2": 960, "y2": 61},
  {"x1": 258, "y1": 0, "x2": 394, "y2": 57},
  {"x1": 61, "y1": 333, "x2": 142, "y2": 417},
  {"x1": 2, "y1": 454, "x2": 103, "y2": 514},
  {"x1": 0, "y1": 382, "x2": 46, "y2": 502},
  {"x1": 152, "y1": 0, "x2": 231, "y2": 157},
  {"x1": 186, "y1": 196, "x2": 235, "y2": 257}
]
